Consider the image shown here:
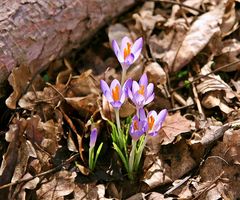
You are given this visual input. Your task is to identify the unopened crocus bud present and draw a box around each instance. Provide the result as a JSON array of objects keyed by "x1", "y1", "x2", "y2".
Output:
[{"x1": 89, "y1": 128, "x2": 98, "y2": 148}]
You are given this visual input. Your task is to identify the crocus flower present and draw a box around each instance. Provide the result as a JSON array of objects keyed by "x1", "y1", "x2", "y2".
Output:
[
  {"x1": 89, "y1": 128, "x2": 98, "y2": 148},
  {"x1": 112, "y1": 36, "x2": 143, "y2": 70},
  {"x1": 100, "y1": 79, "x2": 132, "y2": 110},
  {"x1": 130, "y1": 108, "x2": 147, "y2": 141},
  {"x1": 128, "y1": 73, "x2": 154, "y2": 109},
  {"x1": 146, "y1": 109, "x2": 167, "y2": 136}
]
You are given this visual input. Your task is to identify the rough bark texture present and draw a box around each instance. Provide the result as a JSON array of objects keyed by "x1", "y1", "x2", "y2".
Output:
[{"x1": 0, "y1": 0, "x2": 136, "y2": 95}]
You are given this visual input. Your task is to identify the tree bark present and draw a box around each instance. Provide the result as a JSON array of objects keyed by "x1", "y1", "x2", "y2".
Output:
[{"x1": 0, "y1": 0, "x2": 136, "y2": 96}]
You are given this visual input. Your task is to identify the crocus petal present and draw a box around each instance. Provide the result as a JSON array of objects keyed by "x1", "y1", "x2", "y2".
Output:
[
  {"x1": 127, "y1": 87, "x2": 134, "y2": 100},
  {"x1": 89, "y1": 128, "x2": 98, "y2": 148},
  {"x1": 120, "y1": 36, "x2": 132, "y2": 54},
  {"x1": 132, "y1": 81, "x2": 140, "y2": 94},
  {"x1": 156, "y1": 109, "x2": 168, "y2": 125},
  {"x1": 124, "y1": 53, "x2": 134, "y2": 66},
  {"x1": 139, "y1": 108, "x2": 146, "y2": 120},
  {"x1": 100, "y1": 80, "x2": 113, "y2": 102},
  {"x1": 139, "y1": 73, "x2": 148, "y2": 88},
  {"x1": 113, "y1": 40, "x2": 124, "y2": 63},
  {"x1": 132, "y1": 49, "x2": 142, "y2": 63},
  {"x1": 134, "y1": 92, "x2": 145, "y2": 108},
  {"x1": 146, "y1": 83, "x2": 154, "y2": 98},
  {"x1": 131, "y1": 37, "x2": 143, "y2": 54},
  {"x1": 130, "y1": 130, "x2": 144, "y2": 141},
  {"x1": 112, "y1": 40, "x2": 120, "y2": 58},
  {"x1": 148, "y1": 131, "x2": 158, "y2": 137},
  {"x1": 123, "y1": 78, "x2": 132, "y2": 95},
  {"x1": 110, "y1": 79, "x2": 121, "y2": 92},
  {"x1": 130, "y1": 115, "x2": 145, "y2": 141},
  {"x1": 100, "y1": 80, "x2": 110, "y2": 94},
  {"x1": 145, "y1": 93, "x2": 155, "y2": 105},
  {"x1": 120, "y1": 91, "x2": 126, "y2": 104},
  {"x1": 111, "y1": 101, "x2": 122, "y2": 109}
]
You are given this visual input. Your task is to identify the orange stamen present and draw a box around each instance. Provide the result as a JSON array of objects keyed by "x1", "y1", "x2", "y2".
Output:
[
  {"x1": 133, "y1": 120, "x2": 138, "y2": 130},
  {"x1": 124, "y1": 42, "x2": 131, "y2": 60},
  {"x1": 112, "y1": 85, "x2": 120, "y2": 101},
  {"x1": 138, "y1": 85, "x2": 145, "y2": 95},
  {"x1": 148, "y1": 115, "x2": 155, "y2": 130}
]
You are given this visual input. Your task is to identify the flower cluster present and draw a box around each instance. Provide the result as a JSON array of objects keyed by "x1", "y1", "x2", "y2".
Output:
[{"x1": 100, "y1": 36, "x2": 167, "y2": 180}]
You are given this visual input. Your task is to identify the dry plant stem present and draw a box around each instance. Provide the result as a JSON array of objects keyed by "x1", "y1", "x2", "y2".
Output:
[
  {"x1": 172, "y1": 91, "x2": 187, "y2": 106},
  {"x1": 164, "y1": 175, "x2": 191, "y2": 195},
  {"x1": 121, "y1": 69, "x2": 127, "y2": 86},
  {"x1": 176, "y1": 0, "x2": 190, "y2": 27},
  {"x1": 150, "y1": 0, "x2": 204, "y2": 13},
  {"x1": 0, "y1": 153, "x2": 79, "y2": 190},
  {"x1": 168, "y1": 103, "x2": 194, "y2": 112},
  {"x1": 192, "y1": 81, "x2": 205, "y2": 119},
  {"x1": 171, "y1": 30, "x2": 185, "y2": 72},
  {"x1": 192, "y1": 171, "x2": 225, "y2": 200},
  {"x1": 172, "y1": 60, "x2": 240, "y2": 92}
]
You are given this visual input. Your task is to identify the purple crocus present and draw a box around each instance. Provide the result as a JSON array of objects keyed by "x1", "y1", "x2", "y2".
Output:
[
  {"x1": 147, "y1": 109, "x2": 167, "y2": 136},
  {"x1": 128, "y1": 73, "x2": 155, "y2": 110},
  {"x1": 89, "y1": 128, "x2": 98, "y2": 148},
  {"x1": 112, "y1": 36, "x2": 143, "y2": 70},
  {"x1": 130, "y1": 108, "x2": 147, "y2": 141},
  {"x1": 100, "y1": 79, "x2": 132, "y2": 110}
]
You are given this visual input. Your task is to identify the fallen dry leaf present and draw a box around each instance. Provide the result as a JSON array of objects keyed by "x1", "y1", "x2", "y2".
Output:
[
  {"x1": 65, "y1": 94, "x2": 99, "y2": 117},
  {"x1": 220, "y1": 0, "x2": 238, "y2": 37},
  {"x1": 170, "y1": 2, "x2": 226, "y2": 71},
  {"x1": 198, "y1": 127, "x2": 240, "y2": 199},
  {"x1": 144, "y1": 62, "x2": 166, "y2": 85},
  {"x1": 36, "y1": 170, "x2": 76, "y2": 199},
  {"x1": 160, "y1": 112, "x2": 192, "y2": 145},
  {"x1": 108, "y1": 23, "x2": 131, "y2": 48},
  {"x1": 73, "y1": 183, "x2": 106, "y2": 200},
  {"x1": 6, "y1": 65, "x2": 34, "y2": 109},
  {"x1": 133, "y1": 2, "x2": 165, "y2": 38},
  {"x1": 15, "y1": 173, "x2": 39, "y2": 200},
  {"x1": 190, "y1": 121, "x2": 229, "y2": 146},
  {"x1": 142, "y1": 156, "x2": 172, "y2": 190},
  {"x1": 202, "y1": 91, "x2": 234, "y2": 114},
  {"x1": 214, "y1": 39, "x2": 240, "y2": 72}
]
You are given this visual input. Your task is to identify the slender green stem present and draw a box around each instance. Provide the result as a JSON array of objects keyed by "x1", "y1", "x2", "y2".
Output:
[
  {"x1": 88, "y1": 147, "x2": 94, "y2": 171},
  {"x1": 115, "y1": 109, "x2": 121, "y2": 134},
  {"x1": 121, "y1": 69, "x2": 127, "y2": 86},
  {"x1": 128, "y1": 140, "x2": 137, "y2": 180},
  {"x1": 134, "y1": 135, "x2": 147, "y2": 172}
]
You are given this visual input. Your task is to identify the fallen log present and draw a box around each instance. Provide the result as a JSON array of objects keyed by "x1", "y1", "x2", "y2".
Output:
[{"x1": 0, "y1": 0, "x2": 136, "y2": 97}]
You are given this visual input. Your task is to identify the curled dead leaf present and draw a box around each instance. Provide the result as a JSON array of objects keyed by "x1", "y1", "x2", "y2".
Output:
[
  {"x1": 36, "y1": 170, "x2": 76, "y2": 199},
  {"x1": 144, "y1": 62, "x2": 166, "y2": 85},
  {"x1": 133, "y1": 2, "x2": 165, "y2": 38},
  {"x1": 160, "y1": 112, "x2": 192, "y2": 145}
]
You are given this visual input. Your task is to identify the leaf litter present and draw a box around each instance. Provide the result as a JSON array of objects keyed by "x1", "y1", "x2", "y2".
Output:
[{"x1": 0, "y1": 0, "x2": 240, "y2": 199}]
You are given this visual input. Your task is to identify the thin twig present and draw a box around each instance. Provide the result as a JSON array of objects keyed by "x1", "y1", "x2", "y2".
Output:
[
  {"x1": 168, "y1": 103, "x2": 194, "y2": 112},
  {"x1": 192, "y1": 171, "x2": 225, "y2": 200},
  {"x1": 0, "y1": 153, "x2": 79, "y2": 190},
  {"x1": 171, "y1": 60, "x2": 240, "y2": 92},
  {"x1": 192, "y1": 78, "x2": 205, "y2": 119},
  {"x1": 149, "y1": 0, "x2": 204, "y2": 13},
  {"x1": 164, "y1": 175, "x2": 191, "y2": 195}
]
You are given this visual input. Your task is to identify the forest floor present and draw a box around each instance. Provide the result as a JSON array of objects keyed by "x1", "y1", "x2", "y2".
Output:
[{"x1": 0, "y1": 0, "x2": 240, "y2": 199}]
